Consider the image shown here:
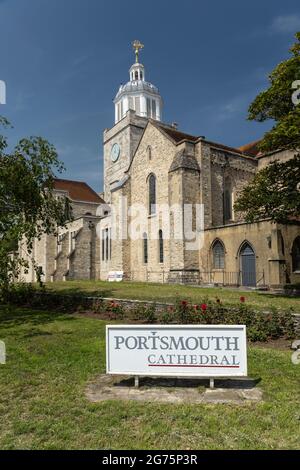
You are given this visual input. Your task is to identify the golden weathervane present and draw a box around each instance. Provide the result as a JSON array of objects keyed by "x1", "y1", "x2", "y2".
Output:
[{"x1": 132, "y1": 40, "x2": 144, "y2": 63}]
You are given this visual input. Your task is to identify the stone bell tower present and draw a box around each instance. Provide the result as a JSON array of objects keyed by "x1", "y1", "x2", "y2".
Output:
[{"x1": 103, "y1": 40, "x2": 163, "y2": 202}]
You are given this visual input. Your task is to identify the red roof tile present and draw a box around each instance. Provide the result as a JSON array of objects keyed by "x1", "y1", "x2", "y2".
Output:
[
  {"x1": 238, "y1": 140, "x2": 262, "y2": 157},
  {"x1": 53, "y1": 178, "x2": 104, "y2": 203},
  {"x1": 156, "y1": 123, "x2": 199, "y2": 143}
]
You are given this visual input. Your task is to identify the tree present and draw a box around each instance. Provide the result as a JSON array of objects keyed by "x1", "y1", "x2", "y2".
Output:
[
  {"x1": 0, "y1": 116, "x2": 71, "y2": 293},
  {"x1": 234, "y1": 155, "x2": 300, "y2": 224},
  {"x1": 235, "y1": 32, "x2": 300, "y2": 223}
]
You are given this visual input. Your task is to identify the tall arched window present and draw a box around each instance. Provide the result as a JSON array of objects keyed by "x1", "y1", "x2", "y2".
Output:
[
  {"x1": 292, "y1": 236, "x2": 300, "y2": 272},
  {"x1": 212, "y1": 240, "x2": 225, "y2": 269},
  {"x1": 148, "y1": 174, "x2": 156, "y2": 215},
  {"x1": 224, "y1": 177, "x2": 233, "y2": 222},
  {"x1": 143, "y1": 233, "x2": 148, "y2": 264},
  {"x1": 159, "y1": 229, "x2": 164, "y2": 263}
]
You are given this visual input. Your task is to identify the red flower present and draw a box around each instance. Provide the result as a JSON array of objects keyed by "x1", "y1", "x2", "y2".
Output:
[
  {"x1": 240, "y1": 296, "x2": 246, "y2": 303},
  {"x1": 201, "y1": 303, "x2": 207, "y2": 311},
  {"x1": 181, "y1": 300, "x2": 188, "y2": 306}
]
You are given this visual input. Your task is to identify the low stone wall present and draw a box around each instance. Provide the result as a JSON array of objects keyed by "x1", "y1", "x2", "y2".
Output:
[
  {"x1": 87, "y1": 295, "x2": 300, "y2": 334},
  {"x1": 23, "y1": 292, "x2": 300, "y2": 335}
]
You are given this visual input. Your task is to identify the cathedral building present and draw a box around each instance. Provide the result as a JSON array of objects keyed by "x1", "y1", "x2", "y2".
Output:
[{"x1": 22, "y1": 42, "x2": 300, "y2": 289}]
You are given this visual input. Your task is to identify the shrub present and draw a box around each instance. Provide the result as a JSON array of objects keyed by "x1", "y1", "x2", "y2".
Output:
[
  {"x1": 159, "y1": 299, "x2": 295, "y2": 341},
  {"x1": 2, "y1": 287, "x2": 296, "y2": 342}
]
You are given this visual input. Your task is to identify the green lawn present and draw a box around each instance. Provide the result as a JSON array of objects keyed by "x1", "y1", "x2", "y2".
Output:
[
  {"x1": 46, "y1": 280, "x2": 300, "y2": 311},
  {"x1": 0, "y1": 306, "x2": 299, "y2": 450}
]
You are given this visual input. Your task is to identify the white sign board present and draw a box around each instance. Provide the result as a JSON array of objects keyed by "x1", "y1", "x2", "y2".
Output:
[
  {"x1": 106, "y1": 325, "x2": 247, "y2": 377},
  {"x1": 107, "y1": 271, "x2": 124, "y2": 282}
]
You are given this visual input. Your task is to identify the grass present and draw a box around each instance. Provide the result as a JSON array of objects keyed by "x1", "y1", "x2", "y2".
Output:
[
  {"x1": 0, "y1": 305, "x2": 299, "y2": 450},
  {"x1": 45, "y1": 280, "x2": 300, "y2": 312}
]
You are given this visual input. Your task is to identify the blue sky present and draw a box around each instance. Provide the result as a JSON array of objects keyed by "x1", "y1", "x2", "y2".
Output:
[{"x1": 1, "y1": 0, "x2": 300, "y2": 192}]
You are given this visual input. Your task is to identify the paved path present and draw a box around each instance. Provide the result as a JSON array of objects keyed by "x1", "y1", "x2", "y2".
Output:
[{"x1": 86, "y1": 375, "x2": 263, "y2": 404}]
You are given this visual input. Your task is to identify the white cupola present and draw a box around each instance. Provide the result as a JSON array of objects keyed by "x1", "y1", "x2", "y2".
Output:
[{"x1": 114, "y1": 40, "x2": 163, "y2": 124}]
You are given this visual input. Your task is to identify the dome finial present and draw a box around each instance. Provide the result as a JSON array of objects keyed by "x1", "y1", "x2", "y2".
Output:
[{"x1": 132, "y1": 40, "x2": 144, "y2": 63}]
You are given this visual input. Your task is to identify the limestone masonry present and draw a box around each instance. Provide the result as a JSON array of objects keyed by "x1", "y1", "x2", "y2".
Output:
[{"x1": 21, "y1": 44, "x2": 300, "y2": 289}]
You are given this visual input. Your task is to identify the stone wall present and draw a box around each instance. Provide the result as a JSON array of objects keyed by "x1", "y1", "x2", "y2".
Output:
[
  {"x1": 199, "y1": 220, "x2": 300, "y2": 288},
  {"x1": 103, "y1": 110, "x2": 147, "y2": 201},
  {"x1": 204, "y1": 144, "x2": 257, "y2": 227},
  {"x1": 128, "y1": 122, "x2": 175, "y2": 282},
  {"x1": 257, "y1": 149, "x2": 296, "y2": 169}
]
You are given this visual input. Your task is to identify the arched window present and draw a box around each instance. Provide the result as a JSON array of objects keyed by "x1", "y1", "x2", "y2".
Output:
[
  {"x1": 224, "y1": 177, "x2": 233, "y2": 222},
  {"x1": 159, "y1": 230, "x2": 164, "y2": 263},
  {"x1": 143, "y1": 233, "x2": 148, "y2": 264},
  {"x1": 292, "y1": 236, "x2": 300, "y2": 272},
  {"x1": 148, "y1": 174, "x2": 156, "y2": 215},
  {"x1": 212, "y1": 240, "x2": 225, "y2": 269}
]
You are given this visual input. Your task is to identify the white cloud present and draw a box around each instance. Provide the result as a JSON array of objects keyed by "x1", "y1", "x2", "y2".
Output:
[
  {"x1": 271, "y1": 14, "x2": 300, "y2": 34},
  {"x1": 215, "y1": 96, "x2": 248, "y2": 122}
]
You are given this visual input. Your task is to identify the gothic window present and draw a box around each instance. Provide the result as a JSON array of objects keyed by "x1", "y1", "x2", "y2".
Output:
[
  {"x1": 102, "y1": 228, "x2": 111, "y2": 261},
  {"x1": 159, "y1": 230, "x2": 164, "y2": 263},
  {"x1": 292, "y1": 236, "x2": 300, "y2": 272},
  {"x1": 143, "y1": 233, "x2": 148, "y2": 264},
  {"x1": 148, "y1": 174, "x2": 156, "y2": 214},
  {"x1": 57, "y1": 234, "x2": 63, "y2": 254},
  {"x1": 212, "y1": 240, "x2": 225, "y2": 269},
  {"x1": 224, "y1": 177, "x2": 233, "y2": 222},
  {"x1": 102, "y1": 231, "x2": 105, "y2": 261}
]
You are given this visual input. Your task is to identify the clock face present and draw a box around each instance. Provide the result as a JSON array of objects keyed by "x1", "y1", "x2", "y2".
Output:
[{"x1": 111, "y1": 143, "x2": 120, "y2": 163}]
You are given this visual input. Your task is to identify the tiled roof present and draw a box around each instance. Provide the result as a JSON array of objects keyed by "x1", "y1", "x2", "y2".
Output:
[
  {"x1": 205, "y1": 139, "x2": 250, "y2": 156},
  {"x1": 156, "y1": 123, "x2": 199, "y2": 143},
  {"x1": 238, "y1": 140, "x2": 262, "y2": 157},
  {"x1": 53, "y1": 178, "x2": 104, "y2": 203},
  {"x1": 155, "y1": 122, "x2": 257, "y2": 157}
]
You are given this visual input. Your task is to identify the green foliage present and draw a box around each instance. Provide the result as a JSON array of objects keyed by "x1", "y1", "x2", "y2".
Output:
[
  {"x1": 234, "y1": 154, "x2": 300, "y2": 224},
  {"x1": 0, "y1": 305, "x2": 299, "y2": 450},
  {"x1": 235, "y1": 33, "x2": 300, "y2": 223},
  {"x1": 0, "y1": 116, "x2": 71, "y2": 294},
  {"x1": 4, "y1": 285, "x2": 296, "y2": 342},
  {"x1": 161, "y1": 299, "x2": 295, "y2": 341},
  {"x1": 248, "y1": 32, "x2": 300, "y2": 153}
]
